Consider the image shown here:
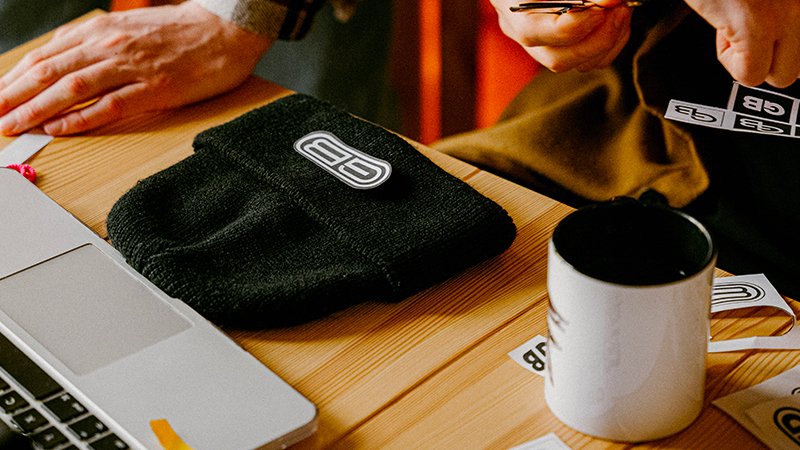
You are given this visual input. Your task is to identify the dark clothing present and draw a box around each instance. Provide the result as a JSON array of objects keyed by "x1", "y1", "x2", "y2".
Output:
[
  {"x1": 0, "y1": 0, "x2": 109, "y2": 52},
  {"x1": 435, "y1": 2, "x2": 800, "y2": 299}
]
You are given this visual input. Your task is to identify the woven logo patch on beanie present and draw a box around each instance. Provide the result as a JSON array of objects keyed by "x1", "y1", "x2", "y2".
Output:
[{"x1": 294, "y1": 131, "x2": 392, "y2": 189}]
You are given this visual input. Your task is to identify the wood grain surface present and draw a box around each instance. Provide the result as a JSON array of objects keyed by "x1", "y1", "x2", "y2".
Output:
[{"x1": 3, "y1": 14, "x2": 797, "y2": 449}]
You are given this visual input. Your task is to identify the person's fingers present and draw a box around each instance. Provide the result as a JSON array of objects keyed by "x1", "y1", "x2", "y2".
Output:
[
  {"x1": 592, "y1": 0, "x2": 627, "y2": 7},
  {"x1": 577, "y1": 8, "x2": 631, "y2": 71},
  {"x1": 0, "y1": 22, "x2": 96, "y2": 118},
  {"x1": 576, "y1": 24, "x2": 630, "y2": 70},
  {"x1": 43, "y1": 83, "x2": 151, "y2": 135},
  {"x1": 717, "y1": 34, "x2": 772, "y2": 87},
  {"x1": 766, "y1": 35, "x2": 800, "y2": 88},
  {"x1": 0, "y1": 59, "x2": 134, "y2": 134},
  {"x1": 0, "y1": 13, "x2": 127, "y2": 102},
  {"x1": 0, "y1": 30, "x2": 85, "y2": 90},
  {"x1": 534, "y1": 12, "x2": 607, "y2": 47},
  {"x1": 50, "y1": 19, "x2": 81, "y2": 40},
  {"x1": 499, "y1": 9, "x2": 606, "y2": 48},
  {"x1": 531, "y1": 8, "x2": 630, "y2": 72},
  {"x1": 0, "y1": 45, "x2": 104, "y2": 117}
]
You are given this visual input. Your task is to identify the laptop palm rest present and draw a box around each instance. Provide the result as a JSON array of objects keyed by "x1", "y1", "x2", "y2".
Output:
[
  {"x1": 0, "y1": 169, "x2": 317, "y2": 449},
  {"x1": 0, "y1": 244, "x2": 192, "y2": 376}
]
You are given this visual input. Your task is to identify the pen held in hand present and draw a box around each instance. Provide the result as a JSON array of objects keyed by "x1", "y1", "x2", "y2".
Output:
[{"x1": 510, "y1": 1, "x2": 644, "y2": 14}]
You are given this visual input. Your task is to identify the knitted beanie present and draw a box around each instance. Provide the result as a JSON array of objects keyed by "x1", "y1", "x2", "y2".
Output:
[{"x1": 106, "y1": 94, "x2": 516, "y2": 328}]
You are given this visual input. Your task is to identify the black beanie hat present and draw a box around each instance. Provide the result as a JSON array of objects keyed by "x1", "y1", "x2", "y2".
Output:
[{"x1": 106, "y1": 94, "x2": 516, "y2": 328}]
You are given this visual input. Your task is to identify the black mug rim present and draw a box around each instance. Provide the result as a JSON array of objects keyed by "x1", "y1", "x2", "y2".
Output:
[{"x1": 551, "y1": 199, "x2": 717, "y2": 286}]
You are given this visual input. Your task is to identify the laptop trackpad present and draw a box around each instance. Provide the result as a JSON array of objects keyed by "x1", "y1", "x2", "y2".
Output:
[{"x1": 0, "y1": 244, "x2": 192, "y2": 375}]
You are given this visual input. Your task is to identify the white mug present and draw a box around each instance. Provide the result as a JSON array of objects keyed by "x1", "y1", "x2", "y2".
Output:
[{"x1": 544, "y1": 197, "x2": 716, "y2": 442}]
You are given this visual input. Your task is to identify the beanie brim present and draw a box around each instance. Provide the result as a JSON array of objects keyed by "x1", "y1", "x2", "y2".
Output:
[{"x1": 107, "y1": 94, "x2": 516, "y2": 328}]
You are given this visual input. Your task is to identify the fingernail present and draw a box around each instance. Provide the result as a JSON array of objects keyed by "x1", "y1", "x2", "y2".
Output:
[{"x1": 0, "y1": 116, "x2": 19, "y2": 135}]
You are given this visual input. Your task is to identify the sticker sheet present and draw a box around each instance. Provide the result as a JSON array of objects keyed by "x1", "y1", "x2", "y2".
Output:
[
  {"x1": 665, "y1": 82, "x2": 800, "y2": 139},
  {"x1": 715, "y1": 365, "x2": 800, "y2": 449}
]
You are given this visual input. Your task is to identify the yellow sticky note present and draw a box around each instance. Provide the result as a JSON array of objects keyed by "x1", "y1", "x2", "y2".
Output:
[{"x1": 150, "y1": 419, "x2": 194, "y2": 450}]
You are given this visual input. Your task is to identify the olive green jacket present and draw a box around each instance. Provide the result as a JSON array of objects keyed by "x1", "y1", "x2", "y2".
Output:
[{"x1": 436, "y1": 3, "x2": 731, "y2": 208}]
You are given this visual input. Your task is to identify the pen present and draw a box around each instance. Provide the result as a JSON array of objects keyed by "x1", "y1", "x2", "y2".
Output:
[{"x1": 510, "y1": 1, "x2": 644, "y2": 14}]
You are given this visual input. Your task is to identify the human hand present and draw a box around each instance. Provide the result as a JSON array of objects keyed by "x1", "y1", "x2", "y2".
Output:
[
  {"x1": 490, "y1": 0, "x2": 633, "y2": 72},
  {"x1": 0, "y1": 2, "x2": 273, "y2": 136},
  {"x1": 683, "y1": 0, "x2": 800, "y2": 88}
]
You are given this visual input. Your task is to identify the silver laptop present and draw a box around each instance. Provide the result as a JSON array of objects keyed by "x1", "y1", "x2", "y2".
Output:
[{"x1": 0, "y1": 168, "x2": 317, "y2": 449}]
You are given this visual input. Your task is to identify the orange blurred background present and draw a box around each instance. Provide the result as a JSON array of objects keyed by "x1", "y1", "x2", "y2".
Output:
[{"x1": 110, "y1": 0, "x2": 148, "y2": 9}]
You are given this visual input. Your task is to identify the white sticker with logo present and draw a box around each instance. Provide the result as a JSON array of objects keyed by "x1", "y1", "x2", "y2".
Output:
[
  {"x1": 715, "y1": 365, "x2": 800, "y2": 449},
  {"x1": 709, "y1": 273, "x2": 800, "y2": 352},
  {"x1": 508, "y1": 334, "x2": 548, "y2": 377},
  {"x1": 665, "y1": 82, "x2": 800, "y2": 139},
  {"x1": 294, "y1": 131, "x2": 392, "y2": 189},
  {"x1": 746, "y1": 397, "x2": 800, "y2": 448}
]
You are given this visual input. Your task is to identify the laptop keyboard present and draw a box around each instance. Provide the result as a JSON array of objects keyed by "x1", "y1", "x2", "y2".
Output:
[{"x1": 0, "y1": 332, "x2": 131, "y2": 450}]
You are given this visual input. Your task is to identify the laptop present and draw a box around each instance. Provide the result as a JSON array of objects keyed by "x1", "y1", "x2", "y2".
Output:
[{"x1": 0, "y1": 168, "x2": 317, "y2": 449}]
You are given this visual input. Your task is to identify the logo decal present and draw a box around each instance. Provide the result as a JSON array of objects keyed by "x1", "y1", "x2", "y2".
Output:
[
  {"x1": 665, "y1": 81, "x2": 800, "y2": 139},
  {"x1": 294, "y1": 131, "x2": 392, "y2": 189},
  {"x1": 712, "y1": 281, "x2": 766, "y2": 307},
  {"x1": 774, "y1": 406, "x2": 800, "y2": 446}
]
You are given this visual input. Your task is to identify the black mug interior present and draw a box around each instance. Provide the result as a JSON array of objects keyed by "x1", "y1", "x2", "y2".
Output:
[{"x1": 552, "y1": 200, "x2": 716, "y2": 285}]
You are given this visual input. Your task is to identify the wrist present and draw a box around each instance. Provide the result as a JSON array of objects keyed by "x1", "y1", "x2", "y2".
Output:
[{"x1": 188, "y1": 0, "x2": 325, "y2": 40}]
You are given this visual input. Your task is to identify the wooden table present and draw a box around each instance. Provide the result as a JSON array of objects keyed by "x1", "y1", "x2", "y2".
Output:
[{"x1": 2, "y1": 26, "x2": 799, "y2": 450}]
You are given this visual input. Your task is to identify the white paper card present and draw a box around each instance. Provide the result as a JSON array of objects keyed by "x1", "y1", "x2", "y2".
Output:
[
  {"x1": 666, "y1": 82, "x2": 800, "y2": 139},
  {"x1": 508, "y1": 334, "x2": 548, "y2": 377},
  {"x1": 745, "y1": 396, "x2": 800, "y2": 449},
  {"x1": 665, "y1": 100, "x2": 728, "y2": 128},
  {"x1": 0, "y1": 132, "x2": 53, "y2": 167},
  {"x1": 509, "y1": 432, "x2": 571, "y2": 450},
  {"x1": 709, "y1": 274, "x2": 800, "y2": 352},
  {"x1": 715, "y1": 365, "x2": 800, "y2": 449}
]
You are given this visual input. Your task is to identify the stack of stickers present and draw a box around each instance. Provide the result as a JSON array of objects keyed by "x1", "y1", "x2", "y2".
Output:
[{"x1": 666, "y1": 82, "x2": 799, "y2": 139}]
